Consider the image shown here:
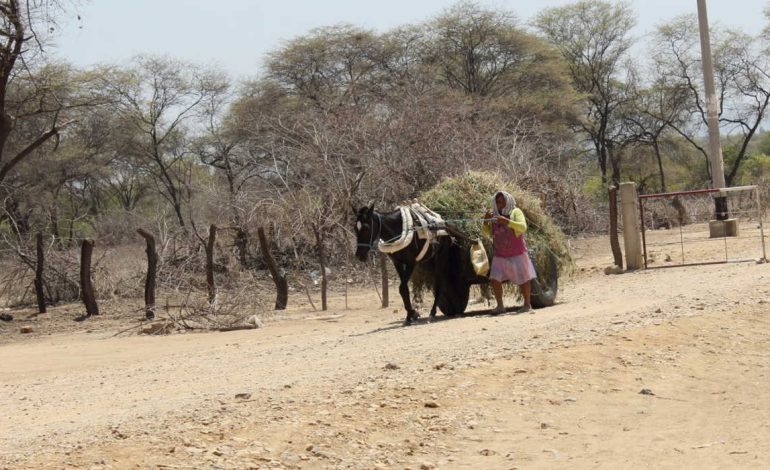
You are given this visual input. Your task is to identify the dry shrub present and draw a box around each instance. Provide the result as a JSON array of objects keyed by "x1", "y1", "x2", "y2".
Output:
[
  {"x1": 0, "y1": 242, "x2": 80, "y2": 307},
  {"x1": 92, "y1": 244, "x2": 147, "y2": 299},
  {"x1": 508, "y1": 156, "x2": 606, "y2": 235},
  {"x1": 44, "y1": 248, "x2": 85, "y2": 302},
  {"x1": 0, "y1": 257, "x2": 35, "y2": 307},
  {"x1": 1, "y1": 239, "x2": 149, "y2": 308},
  {"x1": 92, "y1": 211, "x2": 154, "y2": 245},
  {"x1": 158, "y1": 280, "x2": 271, "y2": 332}
]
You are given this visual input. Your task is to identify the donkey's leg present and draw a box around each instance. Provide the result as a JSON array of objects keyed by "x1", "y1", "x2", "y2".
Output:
[
  {"x1": 394, "y1": 262, "x2": 418, "y2": 325},
  {"x1": 429, "y1": 239, "x2": 449, "y2": 321},
  {"x1": 429, "y1": 271, "x2": 441, "y2": 321}
]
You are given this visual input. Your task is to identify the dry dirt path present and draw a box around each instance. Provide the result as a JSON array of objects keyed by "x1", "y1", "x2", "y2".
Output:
[{"x1": 1, "y1": 236, "x2": 769, "y2": 469}]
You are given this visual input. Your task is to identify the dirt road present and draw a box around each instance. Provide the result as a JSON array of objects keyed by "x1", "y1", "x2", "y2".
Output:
[{"x1": 1, "y1": 234, "x2": 769, "y2": 469}]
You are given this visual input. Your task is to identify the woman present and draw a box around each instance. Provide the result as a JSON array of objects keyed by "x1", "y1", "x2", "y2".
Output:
[{"x1": 483, "y1": 191, "x2": 537, "y2": 314}]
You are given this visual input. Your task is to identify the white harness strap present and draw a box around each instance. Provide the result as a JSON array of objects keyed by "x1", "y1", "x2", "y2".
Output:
[
  {"x1": 411, "y1": 203, "x2": 448, "y2": 236},
  {"x1": 415, "y1": 234, "x2": 431, "y2": 261},
  {"x1": 411, "y1": 202, "x2": 448, "y2": 261},
  {"x1": 377, "y1": 206, "x2": 414, "y2": 253},
  {"x1": 377, "y1": 202, "x2": 449, "y2": 260},
  {"x1": 411, "y1": 206, "x2": 429, "y2": 239},
  {"x1": 411, "y1": 209, "x2": 431, "y2": 261}
]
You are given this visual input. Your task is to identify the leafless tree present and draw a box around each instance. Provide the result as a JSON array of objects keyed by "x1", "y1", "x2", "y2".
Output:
[
  {"x1": 191, "y1": 75, "x2": 268, "y2": 267},
  {"x1": 535, "y1": 0, "x2": 636, "y2": 185},
  {"x1": 653, "y1": 15, "x2": 770, "y2": 186},
  {"x1": 102, "y1": 56, "x2": 227, "y2": 230}
]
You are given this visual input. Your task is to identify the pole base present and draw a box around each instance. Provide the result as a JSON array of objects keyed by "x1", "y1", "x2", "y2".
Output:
[{"x1": 709, "y1": 219, "x2": 738, "y2": 238}]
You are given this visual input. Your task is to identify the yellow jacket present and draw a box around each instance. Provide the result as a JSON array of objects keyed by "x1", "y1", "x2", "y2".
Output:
[{"x1": 482, "y1": 207, "x2": 527, "y2": 238}]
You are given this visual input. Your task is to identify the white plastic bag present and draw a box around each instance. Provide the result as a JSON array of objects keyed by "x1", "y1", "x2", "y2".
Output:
[{"x1": 470, "y1": 238, "x2": 490, "y2": 276}]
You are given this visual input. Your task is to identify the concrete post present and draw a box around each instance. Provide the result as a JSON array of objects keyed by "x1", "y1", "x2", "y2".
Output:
[
  {"x1": 620, "y1": 182, "x2": 643, "y2": 270},
  {"x1": 698, "y1": 0, "x2": 731, "y2": 225}
]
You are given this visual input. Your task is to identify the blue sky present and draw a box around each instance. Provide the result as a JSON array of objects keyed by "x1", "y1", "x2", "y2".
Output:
[{"x1": 54, "y1": 0, "x2": 770, "y2": 79}]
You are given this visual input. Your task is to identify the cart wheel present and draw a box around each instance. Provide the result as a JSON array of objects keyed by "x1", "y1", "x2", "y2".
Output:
[
  {"x1": 531, "y1": 251, "x2": 558, "y2": 308},
  {"x1": 436, "y1": 280, "x2": 470, "y2": 316},
  {"x1": 435, "y1": 241, "x2": 470, "y2": 316}
]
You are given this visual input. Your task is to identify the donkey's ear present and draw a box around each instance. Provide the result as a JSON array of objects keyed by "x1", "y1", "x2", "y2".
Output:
[
  {"x1": 368, "y1": 200, "x2": 375, "y2": 212},
  {"x1": 350, "y1": 201, "x2": 357, "y2": 215}
]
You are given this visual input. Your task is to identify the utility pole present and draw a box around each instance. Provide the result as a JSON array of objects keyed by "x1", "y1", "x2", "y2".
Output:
[{"x1": 697, "y1": 0, "x2": 729, "y2": 220}]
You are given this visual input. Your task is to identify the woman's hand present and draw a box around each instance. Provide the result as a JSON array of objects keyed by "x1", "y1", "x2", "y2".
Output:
[
  {"x1": 484, "y1": 209, "x2": 494, "y2": 222},
  {"x1": 495, "y1": 215, "x2": 509, "y2": 224}
]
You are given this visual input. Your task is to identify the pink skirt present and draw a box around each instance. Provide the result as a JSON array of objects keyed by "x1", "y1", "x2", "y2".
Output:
[{"x1": 490, "y1": 253, "x2": 537, "y2": 285}]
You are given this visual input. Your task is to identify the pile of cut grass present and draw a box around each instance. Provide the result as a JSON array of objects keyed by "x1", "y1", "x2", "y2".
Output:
[{"x1": 412, "y1": 171, "x2": 572, "y2": 293}]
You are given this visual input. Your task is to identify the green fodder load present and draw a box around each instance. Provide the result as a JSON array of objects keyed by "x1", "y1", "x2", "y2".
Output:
[{"x1": 412, "y1": 171, "x2": 572, "y2": 293}]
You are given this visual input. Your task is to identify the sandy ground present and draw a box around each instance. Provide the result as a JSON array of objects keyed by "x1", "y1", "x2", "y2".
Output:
[{"x1": 1, "y1": 228, "x2": 769, "y2": 469}]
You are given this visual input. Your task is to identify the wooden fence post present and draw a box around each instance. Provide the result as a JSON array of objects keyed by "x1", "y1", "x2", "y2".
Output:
[
  {"x1": 206, "y1": 224, "x2": 217, "y2": 305},
  {"x1": 34, "y1": 232, "x2": 46, "y2": 314},
  {"x1": 80, "y1": 239, "x2": 99, "y2": 317},
  {"x1": 137, "y1": 229, "x2": 157, "y2": 319}
]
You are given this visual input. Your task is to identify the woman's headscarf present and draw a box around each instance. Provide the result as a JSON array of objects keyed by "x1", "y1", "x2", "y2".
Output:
[{"x1": 492, "y1": 191, "x2": 516, "y2": 217}]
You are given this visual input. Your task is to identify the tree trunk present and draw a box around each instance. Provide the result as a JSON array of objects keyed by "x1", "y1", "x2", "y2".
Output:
[
  {"x1": 595, "y1": 131, "x2": 608, "y2": 185},
  {"x1": 172, "y1": 201, "x2": 186, "y2": 230},
  {"x1": 34, "y1": 232, "x2": 46, "y2": 314},
  {"x1": 234, "y1": 227, "x2": 250, "y2": 268},
  {"x1": 80, "y1": 239, "x2": 99, "y2": 317},
  {"x1": 4, "y1": 196, "x2": 30, "y2": 238},
  {"x1": 312, "y1": 227, "x2": 328, "y2": 311},
  {"x1": 206, "y1": 224, "x2": 217, "y2": 305},
  {"x1": 49, "y1": 209, "x2": 62, "y2": 248},
  {"x1": 610, "y1": 154, "x2": 622, "y2": 187},
  {"x1": 67, "y1": 217, "x2": 74, "y2": 249},
  {"x1": 379, "y1": 253, "x2": 389, "y2": 308},
  {"x1": 225, "y1": 167, "x2": 251, "y2": 268},
  {"x1": 257, "y1": 226, "x2": 288, "y2": 310},
  {"x1": 653, "y1": 140, "x2": 667, "y2": 193},
  {"x1": 608, "y1": 186, "x2": 623, "y2": 269},
  {"x1": 151, "y1": 146, "x2": 187, "y2": 231},
  {"x1": 725, "y1": 96, "x2": 768, "y2": 186},
  {"x1": 137, "y1": 229, "x2": 157, "y2": 319}
]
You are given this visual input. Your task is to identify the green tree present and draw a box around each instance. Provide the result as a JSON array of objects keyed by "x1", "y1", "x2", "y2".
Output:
[
  {"x1": 102, "y1": 56, "x2": 228, "y2": 230},
  {"x1": 756, "y1": 130, "x2": 770, "y2": 156},
  {"x1": 623, "y1": 79, "x2": 691, "y2": 193},
  {"x1": 265, "y1": 25, "x2": 386, "y2": 111},
  {"x1": 0, "y1": 2, "x2": 98, "y2": 238},
  {"x1": 0, "y1": 0, "x2": 65, "y2": 186},
  {"x1": 426, "y1": 1, "x2": 576, "y2": 127},
  {"x1": 190, "y1": 76, "x2": 272, "y2": 267},
  {"x1": 534, "y1": 0, "x2": 636, "y2": 185},
  {"x1": 2, "y1": 60, "x2": 109, "y2": 238}
]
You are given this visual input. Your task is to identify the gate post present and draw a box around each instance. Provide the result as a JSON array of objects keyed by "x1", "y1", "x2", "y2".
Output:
[{"x1": 620, "y1": 182, "x2": 643, "y2": 270}]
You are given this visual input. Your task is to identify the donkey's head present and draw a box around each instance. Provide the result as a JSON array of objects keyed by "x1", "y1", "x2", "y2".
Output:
[{"x1": 353, "y1": 203, "x2": 378, "y2": 262}]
